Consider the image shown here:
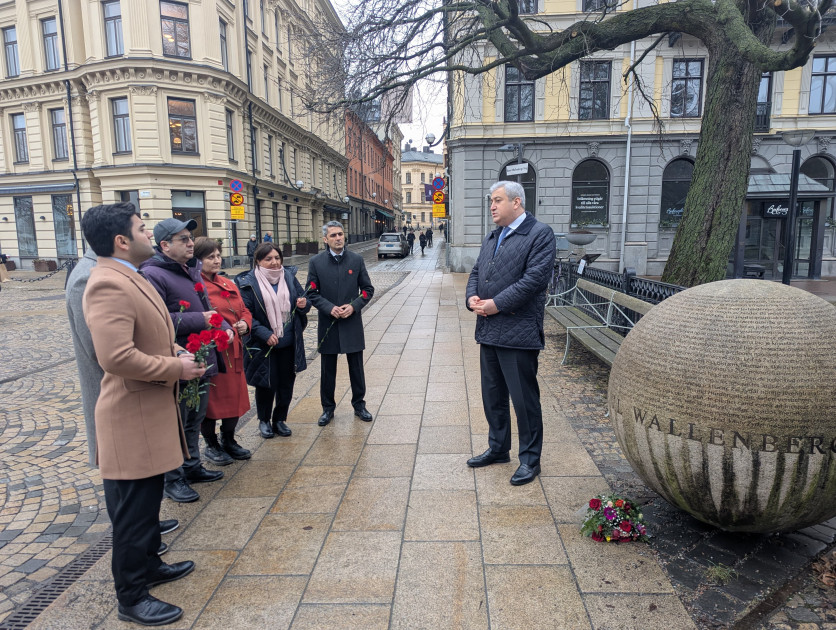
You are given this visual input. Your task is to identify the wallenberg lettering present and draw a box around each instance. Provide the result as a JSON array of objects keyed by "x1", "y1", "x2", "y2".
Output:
[{"x1": 629, "y1": 406, "x2": 831, "y2": 454}]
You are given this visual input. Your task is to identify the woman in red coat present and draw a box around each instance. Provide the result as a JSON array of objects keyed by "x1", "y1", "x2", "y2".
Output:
[{"x1": 194, "y1": 237, "x2": 253, "y2": 464}]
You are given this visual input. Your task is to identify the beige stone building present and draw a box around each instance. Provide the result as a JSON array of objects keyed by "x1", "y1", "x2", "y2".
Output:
[
  {"x1": 0, "y1": 0, "x2": 348, "y2": 268},
  {"x1": 401, "y1": 142, "x2": 444, "y2": 230}
]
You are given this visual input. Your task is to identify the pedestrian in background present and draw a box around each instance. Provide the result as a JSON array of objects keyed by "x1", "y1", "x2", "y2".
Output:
[
  {"x1": 237, "y1": 242, "x2": 310, "y2": 439},
  {"x1": 407, "y1": 230, "x2": 415, "y2": 254},
  {"x1": 419, "y1": 231, "x2": 427, "y2": 255},
  {"x1": 465, "y1": 181, "x2": 555, "y2": 486},
  {"x1": 195, "y1": 237, "x2": 253, "y2": 464},
  {"x1": 308, "y1": 221, "x2": 374, "y2": 427},
  {"x1": 141, "y1": 218, "x2": 232, "y2": 503},
  {"x1": 81, "y1": 203, "x2": 200, "y2": 626},
  {"x1": 263, "y1": 231, "x2": 273, "y2": 243},
  {"x1": 426, "y1": 227, "x2": 433, "y2": 247},
  {"x1": 246, "y1": 235, "x2": 258, "y2": 268}
]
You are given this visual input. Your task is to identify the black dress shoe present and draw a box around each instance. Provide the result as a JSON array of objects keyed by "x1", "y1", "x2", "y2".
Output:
[
  {"x1": 510, "y1": 463, "x2": 541, "y2": 486},
  {"x1": 147, "y1": 560, "x2": 196, "y2": 587},
  {"x1": 220, "y1": 433, "x2": 252, "y2": 460},
  {"x1": 186, "y1": 466, "x2": 224, "y2": 484},
  {"x1": 157, "y1": 542, "x2": 168, "y2": 556},
  {"x1": 259, "y1": 420, "x2": 275, "y2": 439},
  {"x1": 163, "y1": 479, "x2": 199, "y2": 503},
  {"x1": 272, "y1": 420, "x2": 292, "y2": 437},
  {"x1": 118, "y1": 595, "x2": 183, "y2": 626},
  {"x1": 318, "y1": 410, "x2": 334, "y2": 426},
  {"x1": 354, "y1": 406, "x2": 373, "y2": 422},
  {"x1": 466, "y1": 449, "x2": 511, "y2": 468},
  {"x1": 159, "y1": 519, "x2": 179, "y2": 535}
]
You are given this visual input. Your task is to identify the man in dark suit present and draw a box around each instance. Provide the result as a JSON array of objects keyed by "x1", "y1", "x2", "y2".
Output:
[
  {"x1": 307, "y1": 221, "x2": 375, "y2": 426},
  {"x1": 81, "y1": 203, "x2": 204, "y2": 625},
  {"x1": 465, "y1": 181, "x2": 556, "y2": 486}
]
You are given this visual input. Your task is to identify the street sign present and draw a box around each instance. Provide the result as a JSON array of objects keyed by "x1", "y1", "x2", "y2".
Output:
[
  {"x1": 433, "y1": 203, "x2": 446, "y2": 218},
  {"x1": 230, "y1": 193, "x2": 244, "y2": 206},
  {"x1": 230, "y1": 205, "x2": 245, "y2": 220},
  {"x1": 230, "y1": 179, "x2": 243, "y2": 192},
  {"x1": 432, "y1": 190, "x2": 445, "y2": 204},
  {"x1": 432, "y1": 177, "x2": 445, "y2": 190},
  {"x1": 505, "y1": 163, "x2": 529, "y2": 176}
]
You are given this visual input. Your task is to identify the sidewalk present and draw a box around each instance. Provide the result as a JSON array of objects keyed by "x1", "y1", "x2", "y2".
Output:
[{"x1": 2, "y1": 242, "x2": 695, "y2": 629}]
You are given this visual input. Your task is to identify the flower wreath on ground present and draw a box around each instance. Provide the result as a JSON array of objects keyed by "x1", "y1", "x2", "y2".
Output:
[{"x1": 580, "y1": 493, "x2": 649, "y2": 543}]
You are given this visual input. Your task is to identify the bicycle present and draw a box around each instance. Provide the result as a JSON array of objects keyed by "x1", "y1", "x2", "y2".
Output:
[{"x1": 546, "y1": 250, "x2": 573, "y2": 306}]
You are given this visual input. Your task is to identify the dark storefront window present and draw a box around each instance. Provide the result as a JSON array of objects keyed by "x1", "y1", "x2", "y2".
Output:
[
  {"x1": 571, "y1": 159, "x2": 609, "y2": 225},
  {"x1": 172, "y1": 191, "x2": 206, "y2": 238},
  {"x1": 14, "y1": 196, "x2": 37, "y2": 257},
  {"x1": 659, "y1": 158, "x2": 694, "y2": 227},
  {"x1": 52, "y1": 195, "x2": 76, "y2": 256}
]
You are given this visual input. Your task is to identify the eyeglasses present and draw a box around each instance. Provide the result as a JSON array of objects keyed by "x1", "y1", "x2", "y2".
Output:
[{"x1": 171, "y1": 234, "x2": 194, "y2": 243}]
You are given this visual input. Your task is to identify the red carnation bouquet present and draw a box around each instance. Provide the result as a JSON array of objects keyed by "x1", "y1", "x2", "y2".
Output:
[
  {"x1": 581, "y1": 493, "x2": 648, "y2": 543},
  {"x1": 180, "y1": 312, "x2": 229, "y2": 410}
]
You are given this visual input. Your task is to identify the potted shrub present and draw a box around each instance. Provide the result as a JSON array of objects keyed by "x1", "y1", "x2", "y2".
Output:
[
  {"x1": 295, "y1": 239, "x2": 306, "y2": 256},
  {"x1": 307, "y1": 239, "x2": 319, "y2": 254},
  {"x1": 33, "y1": 259, "x2": 57, "y2": 272},
  {"x1": 4, "y1": 259, "x2": 15, "y2": 271},
  {"x1": 282, "y1": 241, "x2": 293, "y2": 258}
]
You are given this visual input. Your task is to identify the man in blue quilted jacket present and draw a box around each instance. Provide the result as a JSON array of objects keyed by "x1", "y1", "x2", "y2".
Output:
[{"x1": 465, "y1": 181, "x2": 556, "y2": 485}]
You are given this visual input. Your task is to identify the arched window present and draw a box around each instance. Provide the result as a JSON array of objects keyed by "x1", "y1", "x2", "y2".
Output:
[
  {"x1": 801, "y1": 156, "x2": 836, "y2": 219},
  {"x1": 571, "y1": 159, "x2": 609, "y2": 226},
  {"x1": 499, "y1": 161, "x2": 537, "y2": 214},
  {"x1": 659, "y1": 158, "x2": 694, "y2": 227}
]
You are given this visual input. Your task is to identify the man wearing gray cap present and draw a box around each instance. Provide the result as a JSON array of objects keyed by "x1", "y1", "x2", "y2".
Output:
[{"x1": 141, "y1": 218, "x2": 233, "y2": 503}]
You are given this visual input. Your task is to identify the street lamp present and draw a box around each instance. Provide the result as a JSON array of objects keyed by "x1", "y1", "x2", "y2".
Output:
[{"x1": 780, "y1": 129, "x2": 816, "y2": 285}]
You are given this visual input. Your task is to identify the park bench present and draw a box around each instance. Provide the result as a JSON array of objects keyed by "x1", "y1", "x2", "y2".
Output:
[{"x1": 545, "y1": 278, "x2": 653, "y2": 367}]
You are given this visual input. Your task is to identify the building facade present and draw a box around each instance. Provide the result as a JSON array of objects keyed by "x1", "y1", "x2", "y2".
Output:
[
  {"x1": 345, "y1": 109, "x2": 398, "y2": 240},
  {"x1": 446, "y1": 4, "x2": 836, "y2": 278},
  {"x1": 0, "y1": 0, "x2": 348, "y2": 268},
  {"x1": 401, "y1": 143, "x2": 444, "y2": 231}
]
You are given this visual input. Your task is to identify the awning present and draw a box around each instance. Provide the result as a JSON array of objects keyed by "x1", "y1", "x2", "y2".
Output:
[
  {"x1": 375, "y1": 209, "x2": 394, "y2": 219},
  {"x1": 323, "y1": 204, "x2": 350, "y2": 214},
  {"x1": 0, "y1": 181, "x2": 77, "y2": 195},
  {"x1": 747, "y1": 173, "x2": 834, "y2": 197}
]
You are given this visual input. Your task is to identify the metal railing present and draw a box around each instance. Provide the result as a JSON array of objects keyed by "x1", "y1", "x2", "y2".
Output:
[
  {"x1": 754, "y1": 102, "x2": 771, "y2": 133},
  {"x1": 553, "y1": 260, "x2": 685, "y2": 335}
]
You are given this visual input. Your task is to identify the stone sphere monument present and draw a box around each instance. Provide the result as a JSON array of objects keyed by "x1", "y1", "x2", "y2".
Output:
[{"x1": 608, "y1": 279, "x2": 836, "y2": 533}]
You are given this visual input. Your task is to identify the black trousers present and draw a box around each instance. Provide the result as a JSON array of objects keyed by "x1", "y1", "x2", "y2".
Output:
[
  {"x1": 480, "y1": 344, "x2": 543, "y2": 467},
  {"x1": 103, "y1": 475, "x2": 163, "y2": 606},
  {"x1": 165, "y1": 387, "x2": 208, "y2": 485},
  {"x1": 254, "y1": 344, "x2": 296, "y2": 423},
  {"x1": 320, "y1": 351, "x2": 366, "y2": 412}
]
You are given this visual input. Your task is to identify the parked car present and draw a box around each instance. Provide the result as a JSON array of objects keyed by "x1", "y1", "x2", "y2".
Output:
[{"x1": 377, "y1": 233, "x2": 409, "y2": 259}]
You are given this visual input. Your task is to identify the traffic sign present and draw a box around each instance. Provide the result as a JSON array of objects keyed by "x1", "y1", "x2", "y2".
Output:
[
  {"x1": 432, "y1": 177, "x2": 445, "y2": 190},
  {"x1": 230, "y1": 205, "x2": 245, "y2": 220},
  {"x1": 230, "y1": 193, "x2": 244, "y2": 206},
  {"x1": 230, "y1": 179, "x2": 243, "y2": 192},
  {"x1": 433, "y1": 203, "x2": 446, "y2": 218},
  {"x1": 432, "y1": 190, "x2": 445, "y2": 204}
]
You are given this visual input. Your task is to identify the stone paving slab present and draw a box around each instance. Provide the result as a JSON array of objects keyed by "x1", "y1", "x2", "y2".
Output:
[{"x1": 2, "y1": 243, "x2": 836, "y2": 628}]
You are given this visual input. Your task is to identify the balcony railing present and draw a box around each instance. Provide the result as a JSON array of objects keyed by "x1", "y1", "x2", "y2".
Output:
[{"x1": 754, "y1": 101, "x2": 771, "y2": 133}]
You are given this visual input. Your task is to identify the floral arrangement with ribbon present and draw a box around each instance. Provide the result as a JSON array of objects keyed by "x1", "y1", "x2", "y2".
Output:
[
  {"x1": 180, "y1": 312, "x2": 229, "y2": 410},
  {"x1": 580, "y1": 493, "x2": 648, "y2": 543}
]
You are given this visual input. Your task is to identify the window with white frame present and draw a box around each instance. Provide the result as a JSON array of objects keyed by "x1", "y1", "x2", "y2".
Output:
[
  {"x1": 579, "y1": 60, "x2": 611, "y2": 120},
  {"x1": 809, "y1": 56, "x2": 836, "y2": 115},
  {"x1": 504, "y1": 65, "x2": 534, "y2": 122},
  {"x1": 42, "y1": 17, "x2": 60, "y2": 71},
  {"x1": 168, "y1": 98, "x2": 198, "y2": 153},
  {"x1": 50, "y1": 108, "x2": 68, "y2": 160},
  {"x1": 219, "y1": 19, "x2": 228, "y2": 72},
  {"x1": 12, "y1": 113, "x2": 28, "y2": 162},
  {"x1": 225, "y1": 109, "x2": 235, "y2": 160},
  {"x1": 103, "y1": 1, "x2": 124, "y2": 56},
  {"x1": 112, "y1": 97, "x2": 132, "y2": 153},
  {"x1": 3, "y1": 27, "x2": 19, "y2": 78}
]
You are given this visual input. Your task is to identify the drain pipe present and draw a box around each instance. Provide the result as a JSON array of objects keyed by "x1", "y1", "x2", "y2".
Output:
[
  {"x1": 57, "y1": 0, "x2": 84, "y2": 254},
  {"x1": 618, "y1": 39, "x2": 636, "y2": 273}
]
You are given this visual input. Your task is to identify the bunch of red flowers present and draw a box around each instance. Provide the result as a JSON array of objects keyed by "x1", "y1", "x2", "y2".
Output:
[
  {"x1": 180, "y1": 312, "x2": 228, "y2": 411},
  {"x1": 581, "y1": 493, "x2": 648, "y2": 543}
]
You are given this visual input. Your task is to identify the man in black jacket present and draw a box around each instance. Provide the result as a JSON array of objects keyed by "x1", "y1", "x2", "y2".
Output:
[
  {"x1": 465, "y1": 181, "x2": 555, "y2": 486},
  {"x1": 307, "y1": 221, "x2": 375, "y2": 427}
]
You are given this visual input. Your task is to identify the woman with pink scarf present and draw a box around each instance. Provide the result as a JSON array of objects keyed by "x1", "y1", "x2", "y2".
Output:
[{"x1": 236, "y1": 242, "x2": 311, "y2": 439}]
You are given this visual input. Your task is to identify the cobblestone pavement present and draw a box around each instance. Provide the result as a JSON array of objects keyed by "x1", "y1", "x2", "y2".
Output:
[{"x1": 1, "y1": 244, "x2": 836, "y2": 628}]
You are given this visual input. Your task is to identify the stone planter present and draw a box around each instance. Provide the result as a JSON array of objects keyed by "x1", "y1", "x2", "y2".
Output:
[
  {"x1": 608, "y1": 280, "x2": 836, "y2": 533},
  {"x1": 295, "y1": 243, "x2": 306, "y2": 256},
  {"x1": 33, "y1": 260, "x2": 57, "y2": 272},
  {"x1": 282, "y1": 244, "x2": 293, "y2": 258},
  {"x1": 307, "y1": 242, "x2": 319, "y2": 255},
  {"x1": 4, "y1": 260, "x2": 15, "y2": 271}
]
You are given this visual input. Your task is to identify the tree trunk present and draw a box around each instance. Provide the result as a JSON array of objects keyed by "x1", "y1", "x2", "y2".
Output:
[{"x1": 661, "y1": 43, "x2": 761, "y2": 287}]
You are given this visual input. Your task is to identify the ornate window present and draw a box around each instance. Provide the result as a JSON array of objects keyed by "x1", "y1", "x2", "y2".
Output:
[
  {"x1": 659, "y1": 158, "x2": 694, "y2": 227},
  {"x1": 571, "y1": 160, "x2": 609, "y2": 225},
  {"x1": 168, "y1": 98, "x2": 198, "y2": 154}
]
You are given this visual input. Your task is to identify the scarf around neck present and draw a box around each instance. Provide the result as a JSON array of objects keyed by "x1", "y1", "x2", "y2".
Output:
[{"x1": 254, "y1": 265, "x2": 291, "y2": 338}]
